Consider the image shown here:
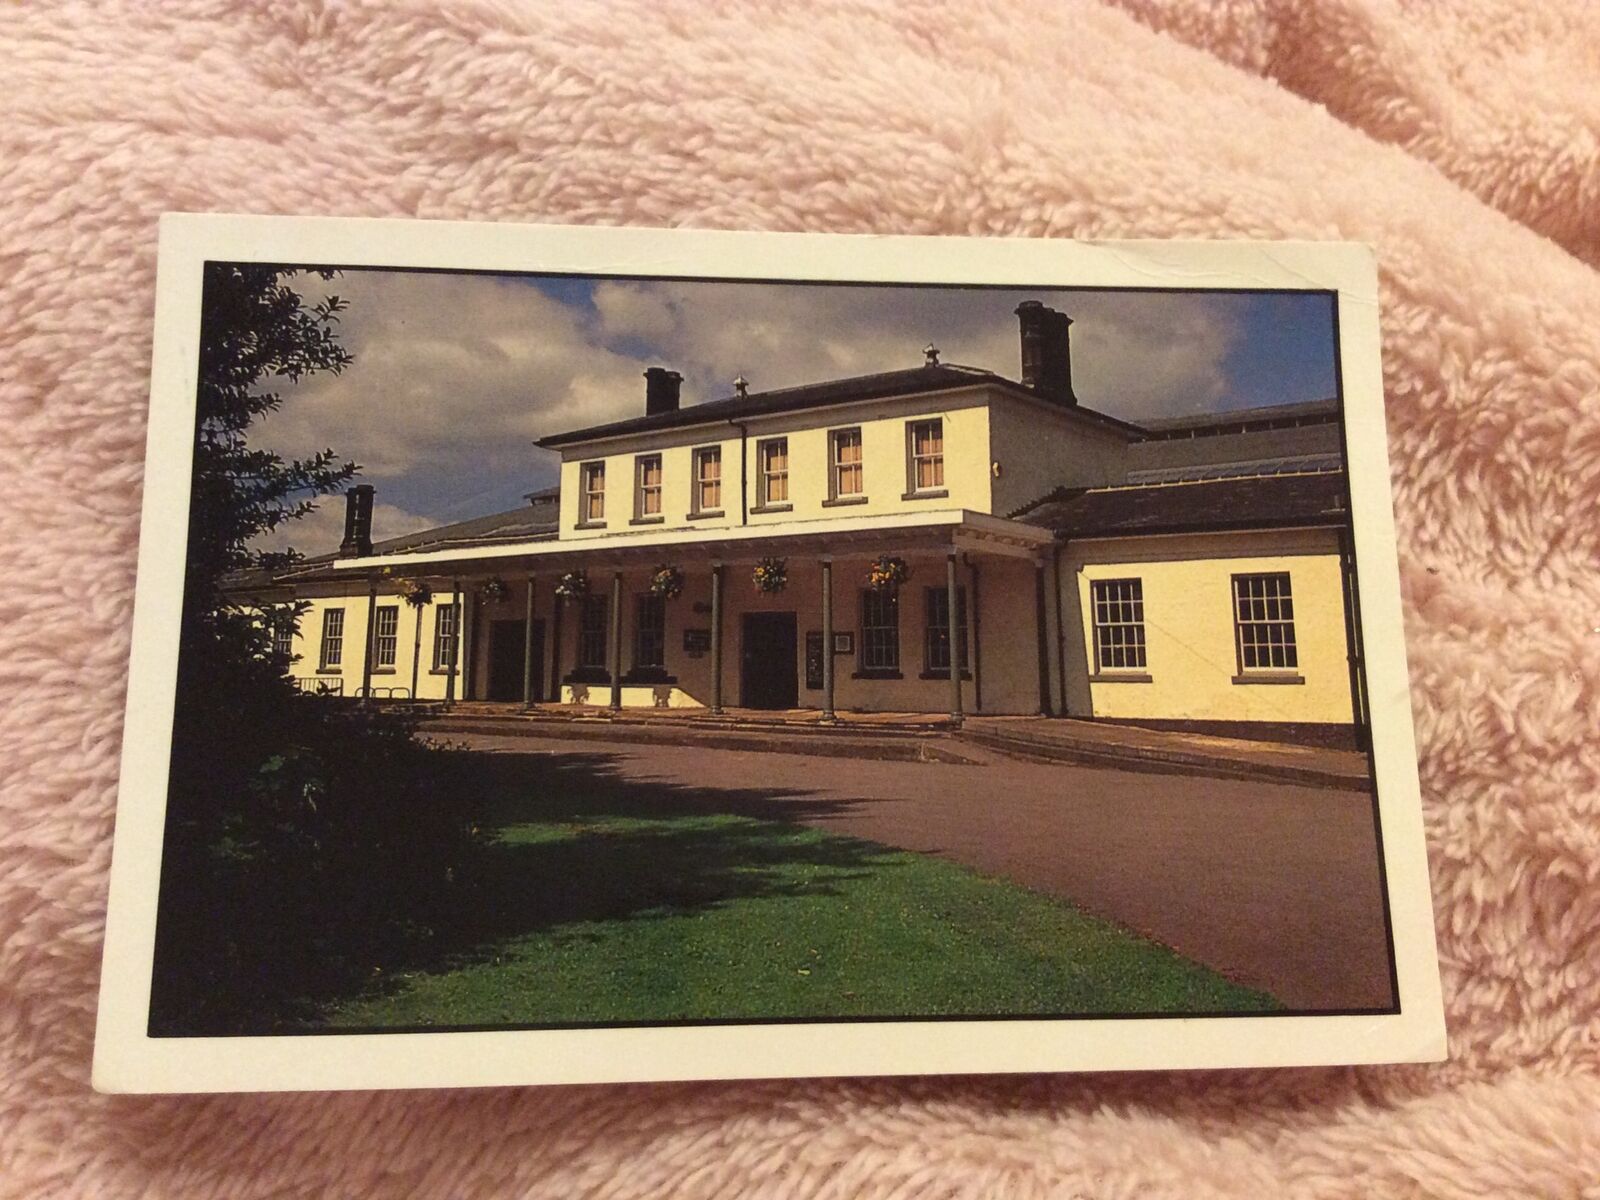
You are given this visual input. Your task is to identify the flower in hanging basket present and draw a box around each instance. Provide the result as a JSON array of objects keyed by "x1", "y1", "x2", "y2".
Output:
[
  {"x1": 649, "y1": 564, "x2": 684, "y2": 599},
  {"x1": 554, "y1": 570, "x2": 590, "y2": 599},
  {"x1": 477, "y1": 576, "x2": 511, "y2": 603},
  {"x1": 752, "y1": 556, "x2": 788, "y2": 594},
  {"x1": 394, "y1": 577, "x2": 433, "y2": 609},
  {"x1": 866, "y1": 554, "x2": 910, "y2": 591}
]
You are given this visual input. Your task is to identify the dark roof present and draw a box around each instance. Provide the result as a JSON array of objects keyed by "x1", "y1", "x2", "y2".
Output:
[
  {"x1": 224, "y1": 504, "x2": 558, "y2": 592},
  {"x1": 535, "y1": 364, "x2": 1141, "y2": 447},
  {"x1": 1135, "y1": 397, "x2": 1339, "y2": 439},
  {"x1": 1016, "y1": 470, "x2": 1349, "y2": 537}
]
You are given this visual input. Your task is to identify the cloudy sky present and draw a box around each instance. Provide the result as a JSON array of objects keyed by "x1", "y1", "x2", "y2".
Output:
[{"x1": 250, "y1": 269, "x2": 1337, "y2": 554}]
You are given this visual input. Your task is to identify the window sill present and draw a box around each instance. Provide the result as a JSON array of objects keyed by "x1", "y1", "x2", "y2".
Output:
[
  {"x1": 685, "y1": 510, "x2": 725, "y2": 521},
  {"x1": 851, "y1": 669, "x2": 903, "y2": 680},
  {"x1": 621, "y1": 668, "x2": 678, "y2": 685},
  {"x1": 822, "y1": 495, "x2": 869, "y2": 508},
  {"x1": 1092, "y1": 672, "x2": 1153, "y2": 684},
  {"x1": 750, "y1": 503, "x2": 792, "y2": 515},
  {"x1": 629, "y1": 516, "x2": 665, "y2": 526},
  {"x1": 1232, "y1": 672, "x2": 1305, "y2": 685},
  {"x1": 918, "y1": 669, "x2": 973, "y2": 681},
  {"x1": 428, "y1": 668, "x2": 460, "y2": 676},
  {"x1": 564, "y1": 667, "x2": 612, "y2": 685},
  {"x1": 369, "y1": 668, "x2": 397, "y2": 676},
  {"x1": 901, "y1": 488, "x2": 949, "y2": 501},
  {"x1": 575, "y1": 521, "x2": 608, "y2": 531},
  {"x1": 315, "y1": 668, "x2": 343, "y2": 676}
]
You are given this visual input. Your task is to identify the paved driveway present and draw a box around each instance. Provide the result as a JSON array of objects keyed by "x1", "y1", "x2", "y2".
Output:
[{"x1": 455, "y1": 733, "x2": 1395, "y2": 1011}]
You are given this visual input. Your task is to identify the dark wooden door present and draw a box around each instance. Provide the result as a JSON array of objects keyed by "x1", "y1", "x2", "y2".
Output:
[
  {"x1": 741, "y1": 612, "x2": 798, "y2": 709},
  {"x1": 487, "y1": 618, "x2": 537, "y2": 702}
]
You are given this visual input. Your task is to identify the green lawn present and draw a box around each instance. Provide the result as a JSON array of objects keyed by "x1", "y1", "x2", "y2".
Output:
[{"x1": 316, "y1": 754, "x2": 1277, "y2": 1028}]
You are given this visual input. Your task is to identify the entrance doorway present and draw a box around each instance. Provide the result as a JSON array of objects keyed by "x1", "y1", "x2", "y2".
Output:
[
  {"x1": 487, "y1": 618, "x2": 542, "y2": 702},
  {"x1": 741, "y1": 612, "x2": 799, "y2": 709}
]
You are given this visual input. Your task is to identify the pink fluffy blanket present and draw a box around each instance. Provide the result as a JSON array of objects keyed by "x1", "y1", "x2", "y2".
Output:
[{"x1": 3, "y1": 1, "x2": 1598, "y2": 1195}]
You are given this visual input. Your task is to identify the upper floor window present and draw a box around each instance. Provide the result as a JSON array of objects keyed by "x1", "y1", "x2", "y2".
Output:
[
  {"x1": 635, "y1": 454, "x2": 662, "y2": 520},
  {"x1": 579, "y1": 461, "x2": 606, "y2": 524},
  {"x1": 1233, "y1": 572, "x2": 1298, "y2": 673},
  {"x1": 758, "y1": 438, "x2": 789, "y2": 507},
  {"x1": 373, "y1": 604, "x2": 399, "y2": 669},
  {"x1": 693, "y1": 445, "x2": 722, "y2": 514},
  {"x1": 318, "y1": 608, "x2": 345, "y2": 671},
  {"x1": 431, "y1": 601, "x2": 458, "y2": 672},
  {"x1": 1091, "y1": 579, "x2": 1146, "y2": 672},
  {"x1": 830, "y1": 428, "x2": 864, "y2": 499},
  {"x1": 908, "y1": 419, "x2": 944, "y2": 493}
]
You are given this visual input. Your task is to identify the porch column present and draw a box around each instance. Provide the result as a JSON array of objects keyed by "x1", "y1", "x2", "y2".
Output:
[
  {"x1": 444, "y1": 579, "x2": 459, "y2": 707},
  {"x1": 946, "y1": 551, "x2": 963, "y2": 723},
  {"x1": 549, "y1": 593, "x2": 564, "y2": 703},
  {"x1": 361, "y1": 574, "x2": 378, "y2": 699},
  {"x1": 522, "y1": 574, "x2": 537, "y2": 708},
  {"x1": 1034, "y1": 557, "x2": 1052, "y2": 716},
  {"x1": 460, "y1": 585, "x2": 476, "y2": 702},
  {"x1": 709, "y1": 562, "x2": 725, "y2": 714},
  {"x1": 820, "y1": 556, "x2": 836, "y2": 723},
  {"x1": 608, "y1": 570, "x2": 623, "y2": 712}
]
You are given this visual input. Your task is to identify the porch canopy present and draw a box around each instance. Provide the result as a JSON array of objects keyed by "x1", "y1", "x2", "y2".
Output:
[{"x1": 333, "y1": 508, "x2": 1056, "y2": 721}]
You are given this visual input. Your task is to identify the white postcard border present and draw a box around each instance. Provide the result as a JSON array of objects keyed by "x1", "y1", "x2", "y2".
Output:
[{"x1": 93, "y1": 215, "x2": 1445, "y2": 1093}]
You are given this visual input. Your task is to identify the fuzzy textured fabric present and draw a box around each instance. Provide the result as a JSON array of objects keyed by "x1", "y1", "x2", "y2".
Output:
[{"x1": 3, "y1": 0, "x2": 1599, "y2": 1195}]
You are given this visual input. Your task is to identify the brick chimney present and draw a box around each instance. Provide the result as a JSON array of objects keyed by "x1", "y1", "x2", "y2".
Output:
[
  {"x1": 644, "y1": 367, "x2": 683, "y2": 416},
  {"x1": 338, "y1": 484, "x2": 374, "y2": 558},
  {"x1": 1015, "y1": 301, "x2": 1077, "y2": 405}
]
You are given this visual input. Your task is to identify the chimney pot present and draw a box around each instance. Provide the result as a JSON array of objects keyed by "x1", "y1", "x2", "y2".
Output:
[
  {"x1": 644, "y1": 367, "x2": 683, "y2": 416},
  {"x1": 339, "y1": 484, "x2": 375, "y2": 558}
]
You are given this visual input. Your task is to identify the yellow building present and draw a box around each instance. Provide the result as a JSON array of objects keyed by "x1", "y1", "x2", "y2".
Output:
[{"x1": 231, "y1": 302, "x2": 1368, "y2": 748}]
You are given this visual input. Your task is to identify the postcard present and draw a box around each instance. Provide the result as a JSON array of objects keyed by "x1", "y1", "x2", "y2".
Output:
[{"x1": 92, "y1": 215, "x2": 1445, "y2": 1092}]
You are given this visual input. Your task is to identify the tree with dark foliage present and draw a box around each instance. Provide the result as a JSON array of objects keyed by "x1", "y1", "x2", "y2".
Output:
[{"x1": 151, "y1": 267, "x2": 475, "y2": 1035}]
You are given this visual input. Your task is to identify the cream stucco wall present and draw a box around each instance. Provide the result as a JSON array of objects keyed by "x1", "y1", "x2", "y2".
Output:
[
  {"x1": 987, "y1": 393, "x2": 1131, "y2": 517},
  {"x1": 555, "y1": 389, "x2": 996, "y2": 539},
  {"x1": 1063, "y1": 528, "x2": 1355, "y2": 727},
  {"x1": 275, "y1": 585, "x2": 469, "y2": 702}
]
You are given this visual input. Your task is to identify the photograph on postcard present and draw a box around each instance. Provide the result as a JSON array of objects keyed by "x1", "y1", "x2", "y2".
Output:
[{"x1": 141, "y1": 254, "x2": 1402, "y2": 1041}]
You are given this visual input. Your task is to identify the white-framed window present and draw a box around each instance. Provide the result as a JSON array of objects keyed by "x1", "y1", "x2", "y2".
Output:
[
  {"x1": 693, "y1": 445, "x2": 722, "y2": 513},
  {"x1": 374, "y1": 604, "x2": 399, "y2": 669},
  {"x1": 1091, "y1": 579, "x2": 1146, "y2": 672},
  {"x1": 432, "y1": 602, "x2": 458, "y2": 671},
  {"x1": 579, "y1": 461, "x2": 606, "y2": 523},
  {"x1": 1233, "y1": 572, "x2": 1298, "y2": 672},
  {"x1": 831, "y1": 427, "x2": 863, "y2": 498},
  {"x1": 908, "y1": 418, "x2": 944, "y2": 492},
  {"x1": 860, "y1": 588, "x2": 899, "y2": 671},
  {"x1": 578, "y1": 595, "x2": 609, "y2": 668},
  {"x1": 758, "y1": 437, "x2": 789, "y2": 506},
  {"x1": 270, "y1": 611, "x2": 295, "y2": 661},
  {"x1": 635, "y1": 454, "x2": 662, "y2": 519},
  {"x1": 634, "y1": 595, "x2": 666, "y2": 669},
  {"x1": 924, "y1": 586, "x2": 968, "y2": 674},
  {"x1": 318, "y1": 608, "x2": 345, "y2": 671}
]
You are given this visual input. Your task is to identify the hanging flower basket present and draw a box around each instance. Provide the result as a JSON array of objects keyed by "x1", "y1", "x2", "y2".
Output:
[
  {"x1": 752, "y1": 556, "x2": 788, "y2": 594},
  {"x1": 394, "y1": 577, "x2": 433, "y2": 609},
  {"x1": 554, "y1": 570, "x2": 590, "y2": 599},
  {"x1": 649, "y1": 564, "x2": 684, "y2": 599},
  {"x1": 477, "y1": 576, "x2": 511, "y2": 603},
  {"x1": 866, "y1": 554, "x2": 911, "y2": 591}
]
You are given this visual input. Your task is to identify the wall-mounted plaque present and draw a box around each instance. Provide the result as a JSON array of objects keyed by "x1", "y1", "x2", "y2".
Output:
[
  {"x1": 804, "y1": 631, "x2": 824, "y2": 690},
  {"x1": 832, "y1": 631, "x2": 854, "y2": 655},
  {"x1": 683, "y1": 628, "x2": 711, "y2": 654}
]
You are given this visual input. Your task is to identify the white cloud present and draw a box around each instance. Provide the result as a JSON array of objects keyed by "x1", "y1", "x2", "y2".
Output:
[{"x1": 249, "y1": 270, "x2": 1254, "y2": 531}]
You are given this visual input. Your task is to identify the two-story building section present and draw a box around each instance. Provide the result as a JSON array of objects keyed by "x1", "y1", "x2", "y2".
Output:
[{"x1": 231, "y1": 301, "x2": 1367, "y2": 748}]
